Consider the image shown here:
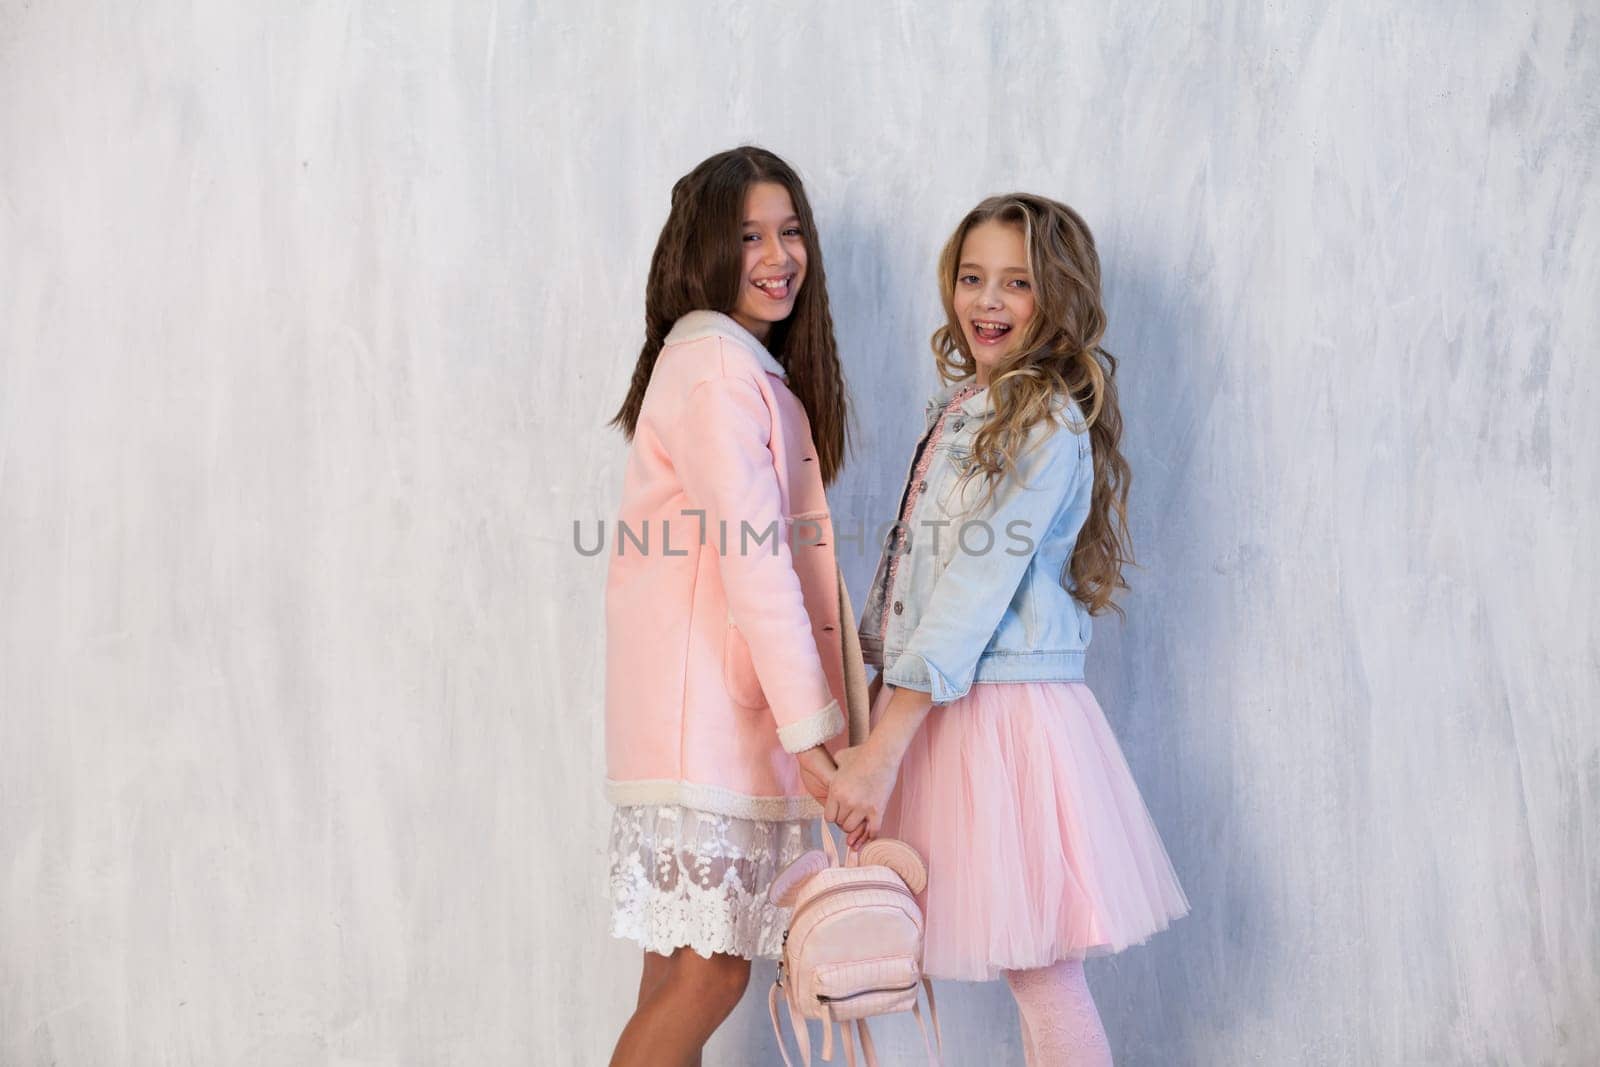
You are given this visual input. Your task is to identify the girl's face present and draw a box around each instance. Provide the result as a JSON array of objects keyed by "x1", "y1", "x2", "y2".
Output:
[
  {"x1": 728, "y1": 181, "x2": 807, "y2": 343},
  {"x1": 952, "y1": 220, "x2": 1036, "y2": 384}
]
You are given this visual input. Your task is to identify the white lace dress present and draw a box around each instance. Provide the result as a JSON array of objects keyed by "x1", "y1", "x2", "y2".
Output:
[{"x1": 607, "y1": 803, "x2": 812, "y2": 960}]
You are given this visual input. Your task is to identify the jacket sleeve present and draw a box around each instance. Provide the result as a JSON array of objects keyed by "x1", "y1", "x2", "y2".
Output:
[
  {"x1": 883, "y1": 418, "x2": 1085, "y2": 704},
  {"x1": 662, "y1": 371, "x2": 844, "y2": 752}
]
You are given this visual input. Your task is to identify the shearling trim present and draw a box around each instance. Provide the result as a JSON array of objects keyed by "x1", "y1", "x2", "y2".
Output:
[
  {"x1": 662, "y1": 310, "x2": 788, "y2": 380},
  {"x1": 605, "y1": 778, "x2": 823, "y2": 821},
  {"x1": 776, "y1": 699, "x2": 845, "y2": 754}
]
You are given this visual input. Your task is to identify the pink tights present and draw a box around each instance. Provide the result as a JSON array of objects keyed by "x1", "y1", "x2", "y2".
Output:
[{"x1": 1003, "y1": 959, "x2": 1113, "y2": 1066}]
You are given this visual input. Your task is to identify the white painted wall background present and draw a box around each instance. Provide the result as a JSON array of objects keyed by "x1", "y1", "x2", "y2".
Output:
[{"x1": 2, "y1": 2, "x2": 1596, "y2": 1064}]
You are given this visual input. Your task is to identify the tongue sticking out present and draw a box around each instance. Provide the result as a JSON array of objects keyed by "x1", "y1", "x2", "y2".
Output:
[{"x1": 974, "y1": 323, "x2": 1011, "y2": 342}]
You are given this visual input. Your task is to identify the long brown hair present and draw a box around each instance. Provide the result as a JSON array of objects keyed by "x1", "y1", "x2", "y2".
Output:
[
  {"x1": 607, "y1": 146, "x2": 850, "y2": 485},
  {"x1": 932, "y1": 193, "x2": 1133, "y2": 616}
]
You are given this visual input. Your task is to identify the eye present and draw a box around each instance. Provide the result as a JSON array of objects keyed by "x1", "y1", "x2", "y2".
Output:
[
  {"x1": 782, "y1": 226, "x2": 803, "y2": 238},
  {"x1": 742, "y1": 232, "x2": 762, "y2": 243},
  {"x1": 1008, "y1": 279, "x2": 1031, "y2": 290},
  {"x1": 957, "y1": 273, "x2": 980, "y2": 286}
]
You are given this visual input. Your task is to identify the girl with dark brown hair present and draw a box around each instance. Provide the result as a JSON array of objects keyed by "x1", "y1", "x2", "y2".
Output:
[{"x1": 602, "y1": 147, "x2": 858, "y2": 1066}]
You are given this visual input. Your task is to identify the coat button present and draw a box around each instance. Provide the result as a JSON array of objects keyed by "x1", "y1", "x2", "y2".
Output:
[
  {"x1": 893, "y1": 601, "x2": 904, "y2": 615},
  {"x1": 918, "y1": 480, "x2": 927, "y2": 491}
]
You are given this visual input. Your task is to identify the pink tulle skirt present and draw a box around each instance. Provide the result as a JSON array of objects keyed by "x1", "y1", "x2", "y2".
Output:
[{"x1": 877, "y1": 679, "x2": 1190, "y2": 981}]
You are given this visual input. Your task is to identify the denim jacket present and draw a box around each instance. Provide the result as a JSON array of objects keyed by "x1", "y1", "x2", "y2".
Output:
[{"x1": 857, "y1": 379, "x2": 1096, "y2": 704}]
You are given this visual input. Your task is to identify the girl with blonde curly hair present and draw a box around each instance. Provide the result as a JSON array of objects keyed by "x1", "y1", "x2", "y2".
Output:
[{"x1": 827, "y1": 193, "x2": 1191, "y2": 1065}]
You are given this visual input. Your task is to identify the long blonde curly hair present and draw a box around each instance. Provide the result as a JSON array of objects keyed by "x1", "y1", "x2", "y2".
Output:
[{"x1": 932, "y1": 193, "x2": 1133, "y2": 616}]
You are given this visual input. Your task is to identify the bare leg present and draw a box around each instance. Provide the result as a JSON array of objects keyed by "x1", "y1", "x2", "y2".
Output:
[
  {"x1": 609, "y1": 948, "x2": 751, "y2": 1067},
  {"x1": 636, "y1": 950, "x2": 673, "y2": 1007},
  {"x1": 1004, "y1": 959, "x2": 1112, "y2": 1066},
  {"x1": 631, "y1": 951, "x2": 698, "y2": 1067}
]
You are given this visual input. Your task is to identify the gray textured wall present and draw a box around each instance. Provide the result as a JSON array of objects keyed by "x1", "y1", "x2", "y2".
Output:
[{"x1": 2, "y1": 2, "x2": 1596, "y2": 1064}]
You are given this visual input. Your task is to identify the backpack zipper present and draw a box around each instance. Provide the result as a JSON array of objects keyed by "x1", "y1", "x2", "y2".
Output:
[{"x1": 818, "y1": 981, "x2": 919, "y2": 1004}]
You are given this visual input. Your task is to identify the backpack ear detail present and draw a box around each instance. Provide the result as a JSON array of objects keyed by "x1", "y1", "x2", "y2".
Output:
[
  {"x1": 769, "y1": 849, "x2": 829, "y2": 906},
  {"x1": 857, "y1": 838, "x2": 928, "y2": 895}
]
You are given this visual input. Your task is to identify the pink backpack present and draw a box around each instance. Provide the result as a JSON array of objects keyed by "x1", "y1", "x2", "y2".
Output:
[{"x1": 767, "y1": 821, "x2": 943, "y2": 1066}]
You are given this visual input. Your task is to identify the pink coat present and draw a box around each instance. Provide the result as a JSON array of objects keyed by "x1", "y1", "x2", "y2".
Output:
[{"x1": 604, "y1": 311, "x2": 864, "y2": 821}]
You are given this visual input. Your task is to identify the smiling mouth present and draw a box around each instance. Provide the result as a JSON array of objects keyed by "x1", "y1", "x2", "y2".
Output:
[
  {"x1": 753, "y1": 275, "x2": 794, "y2": 300},
  {"x1": 971, "y1": 320, "x2": 1012, "y2": 343}
]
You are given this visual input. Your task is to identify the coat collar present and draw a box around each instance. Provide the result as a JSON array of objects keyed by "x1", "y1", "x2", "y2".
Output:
[{"x1": 663, "y1": 310, "x2": 788, "y2": 380}]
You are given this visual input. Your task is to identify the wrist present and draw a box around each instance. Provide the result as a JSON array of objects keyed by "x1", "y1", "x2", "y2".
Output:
[
  {"x1": 796, "y1": 744, "x2": 835, "y2": 772},
  {"x1": 869, "y1": 697, "x2": 930, "y2": 762}
]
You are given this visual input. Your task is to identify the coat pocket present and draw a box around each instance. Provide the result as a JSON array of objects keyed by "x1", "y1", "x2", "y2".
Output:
[{"x1": 723, "y1": 611, "x2": 768, "y2": 710}]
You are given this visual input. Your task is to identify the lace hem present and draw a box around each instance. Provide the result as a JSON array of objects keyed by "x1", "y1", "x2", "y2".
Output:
[{"x1": 607, "y1": 803, "x2": 811, "y2": 960}]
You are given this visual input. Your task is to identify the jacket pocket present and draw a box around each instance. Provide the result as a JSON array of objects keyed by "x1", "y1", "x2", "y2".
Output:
[{"x1": 723, "y1": 611, "x2": 768, "y2": 710}]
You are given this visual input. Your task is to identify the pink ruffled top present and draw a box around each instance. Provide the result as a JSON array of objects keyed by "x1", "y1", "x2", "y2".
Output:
[{"x1": 878, "y1": 382, "x2": 983, "y2": 644}]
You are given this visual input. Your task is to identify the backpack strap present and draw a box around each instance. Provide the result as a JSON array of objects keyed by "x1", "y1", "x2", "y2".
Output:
[
  {"x1": 910, "y1": 978, "x2": 944, "y2": 1066},
  {"x1": 791, "y1": 986, "x2": 813, "y2": 1065},
  {"x1": 924, "y1": 978, "x2": 943, "y2": 1057},
  {"x1": 817, "y1": 817, "x2": 841, "y2": 867},
  {"x1": 769, "y1": 983, "x2": 795, "y2": 1067},
  {"x1": 829, "y1": 1005, "x2": 869, "y2": 1067},
  {"x1": 816, "y1": 816, "x2": 867, "y2": 869},
  {"x1": 856, "y1": 1019, "x2": 880, "y2": 1066},
  {"x1": 769, "y1": 981, "x2": 814, "y2": 1067},
  {"x1": 818, "y1": 1007, "x2": 882, "y2": 1067},
  {"x1": 772, "y1": 977, "x2": 921, "y2": 1067}
]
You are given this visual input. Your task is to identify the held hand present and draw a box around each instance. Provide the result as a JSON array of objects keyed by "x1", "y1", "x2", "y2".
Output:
[
  {"x1": 795, "y1": 745, "x2": 838, "y2": 805},
  {"x1": 823, "y1": 743, "x2": 901, "y2": 848}
]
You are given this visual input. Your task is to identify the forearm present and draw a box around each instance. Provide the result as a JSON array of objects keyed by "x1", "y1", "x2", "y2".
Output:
[
  {"x1": 866, "y1": 684, "x2": 933, "y2": 763},
  {"x1": 830, "y1": 683, "x2": 933, "y2": 844}
]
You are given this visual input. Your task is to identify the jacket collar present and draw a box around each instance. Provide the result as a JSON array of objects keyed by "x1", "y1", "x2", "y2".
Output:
[
  {"x1": 663, "y1": 310, "x2": 788, "y2": 380},
  {"x1": 923, "y1": 377, "x2": 1082, "y2": 431},
  {"x1": 923, "y1": 378, "x2": 993, "y2": 428}
]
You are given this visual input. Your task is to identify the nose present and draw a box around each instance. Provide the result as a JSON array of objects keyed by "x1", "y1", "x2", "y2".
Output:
[
  {"x1": 978, "y1": 282, "x2": 1003, "y2": 309},
  {"x1": 761, "y1": 233, "x2": 790, "y2": 268}
]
